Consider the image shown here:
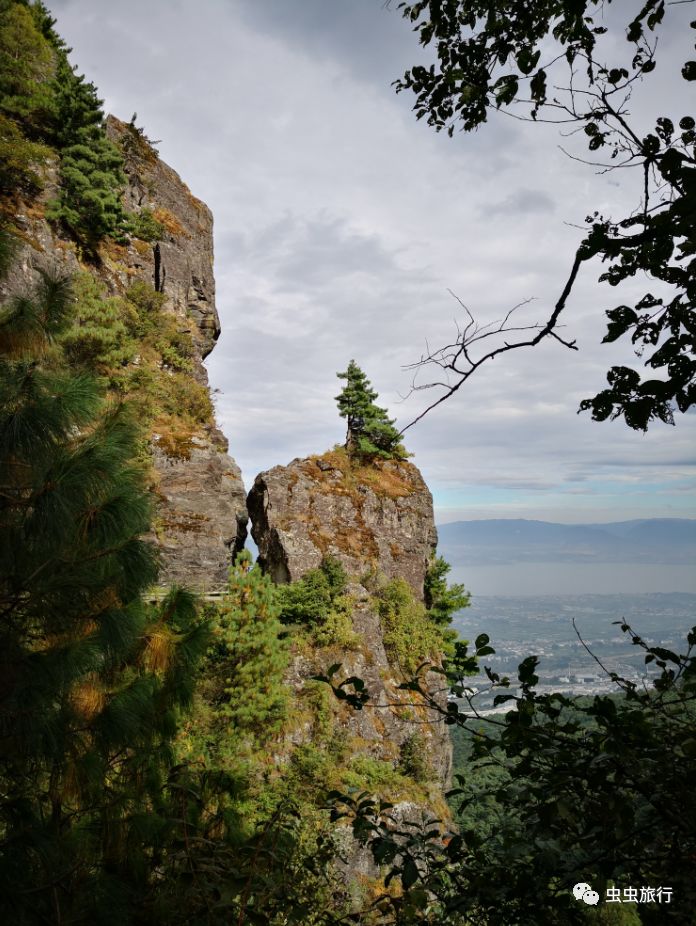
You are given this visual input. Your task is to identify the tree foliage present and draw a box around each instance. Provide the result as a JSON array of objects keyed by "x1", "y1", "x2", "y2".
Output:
[
  {"x1": 0, "y1": 1, "x2": 129, "y2": 248},
  {"x1": 0, "y1": 0, "x2": 54, "y2": 131},
  {"x1": 393, "y1": 0, "x2": 696, "y2": 432},
  {"x1": 328, "y1": 624, "x2": 696, "y2": 924},
  {"x1": 336, "y1": 359, "x2": 407, "y2": 460},
  {"x1": 424, "y1": 553, "x2": 470, "y2": 626},
  {"x1": 0, "y1": 233, "x2": 209, "y2": 924}
]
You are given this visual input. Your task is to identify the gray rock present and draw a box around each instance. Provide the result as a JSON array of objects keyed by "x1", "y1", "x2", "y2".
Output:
[
  {"x1": 249, "y1": 449, "x2": 452, "y2": 792},
  {"x1": 3, "y1": 118, "x2": 248, "y2": 588},
  {"x1": 248, "y1": 450, "x2": 438, "y2": 599},
  {"x1": 151, "y1": 435, "x2": 248, "y2": 587},
  {"x1": 105, "y1": 116, "x2": 221, "y2": 360}
]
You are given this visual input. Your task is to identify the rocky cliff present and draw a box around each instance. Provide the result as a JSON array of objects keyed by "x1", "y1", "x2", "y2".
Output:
[
  {"x1": 248, "y1": 448, "x2": 438, "y2": 596},
  {"x1": 249, "y1": 447, "x2": 453, "y2": 789},
  {"x1": 7, "y1": 106, "x2": 452, "y2": 845},
  {"x1": 5, "y1": 117, "x2": 248, "y2": 587}
]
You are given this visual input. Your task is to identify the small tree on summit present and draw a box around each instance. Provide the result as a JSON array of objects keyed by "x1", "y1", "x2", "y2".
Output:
[{"x1": 335, "y1": 359, "x2": 407, "y2": 460}]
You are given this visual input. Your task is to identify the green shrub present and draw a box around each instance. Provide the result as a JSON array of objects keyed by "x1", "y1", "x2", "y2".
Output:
[
  {"x1": 203, "y1": 551, "x2": 289, "y2": 742},
  {"x1": 125, "y1": 280, "x2": 195, "y2": 372},
  {"x1": 278, "y1": 557, "x2": 345, "y2": 626},
  {"x1": 161, "y1": 371, "x2": 212, "y2": 422},
  {"x1": 374, "y1": 577, "x2": 447, "y2": 675},
  {"x1": 399, "y1": 732, "x2": 431, "y2": 783},
  {"x1": 124, "y1": 278, "x2": 167, "y2": 326},
  {"x1": 58, "y1": 271, "x2": 135, "y2": 372},
  {"x1": 0, "y1": 113, "x2": 50, "y2": 196},
  {"x1": 424, "y1": 554, "x2": 470, "y2": 626},
  {"x1": 129, "y1": 206, "x2": 164, "y2": 242},
  {"x1": 310, "y1": 595, "x2": 359, "y2": 649},
  {"x1": 342, "y1": 755, "x2": 402, "y2": 792},
  {"x1": 278, "y1": 557, "x2": 359, "y2": 647}
]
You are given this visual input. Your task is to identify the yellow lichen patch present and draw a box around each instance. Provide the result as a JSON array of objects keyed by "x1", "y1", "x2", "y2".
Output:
[
  {"x1": 25, "y1": 201, "x2": 46, "y2": 220},
  {"x1": 185, "y1": 187, "x2": 206, "y2": 214},
  {"x1": 304, "y1": 447, "x2": 418, "y2": 500},
  {"x1": 54, "y1": 238, "x2": 76, "y2": 254},
  {"x1": 153, "y1": 422, "x2": 196, "y2": 460},
  {"x1": 153, "y1": 206, "x2": 189, "y2": 239},
  {"x1": 360, "y1": 462, "x2": 414, "y2": 499},
  {"x1": 7, "y1": 224, "x2": 44, "y2": 251},
  {"x1": 132, "y1": 238, "x2": 151, "y2": 256},
  {"x1": 157, "y1": 511, "x2": 210, "y2": 536},
  {"x1": 99, "y1": 237, "x2": 130, "y2": 264}
]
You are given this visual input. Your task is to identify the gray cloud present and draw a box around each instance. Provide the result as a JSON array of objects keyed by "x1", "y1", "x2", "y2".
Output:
[
  {"x1": 486, "y1": 189, "x2": 556, "y2": 217},
  {"x1": 47, "y1": 0, "x2": 696, "y2": 521}
]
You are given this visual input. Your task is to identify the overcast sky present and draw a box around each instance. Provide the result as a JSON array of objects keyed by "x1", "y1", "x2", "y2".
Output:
[{"x1": 49, "y1": 0, "x2": 696, "y2": 525}]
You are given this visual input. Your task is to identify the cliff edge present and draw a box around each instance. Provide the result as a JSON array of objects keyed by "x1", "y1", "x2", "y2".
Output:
[
  {"x1": 6, "y1": 116, "x2": 248, "y2": 587},
  {"x1": 249, "y1": 447, "x2": 453, "y2": 789}
]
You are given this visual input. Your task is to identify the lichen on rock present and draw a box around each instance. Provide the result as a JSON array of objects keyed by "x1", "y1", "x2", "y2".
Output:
[
  {"x1": 248, "y1": 446, "x2": 438, "y2": 598},
  {"x1": 248, "y1": 447, "x2": 452, "y2": 793}
]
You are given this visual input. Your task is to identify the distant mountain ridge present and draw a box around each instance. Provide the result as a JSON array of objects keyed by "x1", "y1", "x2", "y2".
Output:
[{"x1": 436, "y1": 518, "x2": 696, "y2": 566}]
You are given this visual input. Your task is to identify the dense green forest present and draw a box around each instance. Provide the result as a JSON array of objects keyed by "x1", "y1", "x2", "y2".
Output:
[{"x1": 1, "y1": 1, "x2": 695, "y2": 924}]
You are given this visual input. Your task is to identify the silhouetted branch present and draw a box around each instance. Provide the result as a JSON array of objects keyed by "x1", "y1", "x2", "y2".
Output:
[{"x1": 400, "y1": 249, "x2": 584, "y2": 434}]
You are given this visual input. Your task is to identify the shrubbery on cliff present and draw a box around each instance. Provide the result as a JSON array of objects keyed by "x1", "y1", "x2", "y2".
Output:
[{"x1": 0, "y1": 0, "x2": 129, "y2": 248}]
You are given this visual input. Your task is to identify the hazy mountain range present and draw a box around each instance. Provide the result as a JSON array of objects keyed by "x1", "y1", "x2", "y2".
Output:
[{"x1": 436, "y1": 519, "x2": 696, "y2": 566}]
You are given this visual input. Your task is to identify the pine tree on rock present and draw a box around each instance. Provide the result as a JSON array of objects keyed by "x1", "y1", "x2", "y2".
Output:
[
  {"x1": 335, "y1": 359, "x2": 407, "y2": 461},
  {"x1": 47, "y1": 55, "x2": 128, "y2": 248}
]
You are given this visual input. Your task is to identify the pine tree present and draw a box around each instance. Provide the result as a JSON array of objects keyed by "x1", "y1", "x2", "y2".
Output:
[
  {"x1": 0, "y1": 1, "x2": 54, "y2": 132},
  {"x1": 0, "y1": 1, "x2": 129, "y2": 248},
  {"x1": 202, "y1": 550, "x2": 289, "y2": 744},
  {"x1": 47, "y1": 54, "x2": 128, "y2": 248},
  {"x1": 0, "y1": 2, "x2": 53, "y2": 194},
  {"x1": 335, "y1": 359, "x2": 406, "y2": 460},
  {"x1": 0, "y1": 230, "x2": 207, "y2": 923}
]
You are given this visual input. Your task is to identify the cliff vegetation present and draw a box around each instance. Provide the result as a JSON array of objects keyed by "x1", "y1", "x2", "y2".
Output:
[{"x1": 0, "y1": 5, "x2": 463, "y2": 923}]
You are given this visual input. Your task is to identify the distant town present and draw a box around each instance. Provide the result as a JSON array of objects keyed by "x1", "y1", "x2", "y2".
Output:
[{"x1": 450, "y1": 592, "x2": 696, "y2": 714}]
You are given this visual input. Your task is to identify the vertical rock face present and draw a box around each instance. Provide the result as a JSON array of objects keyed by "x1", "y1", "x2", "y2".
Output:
[
  {"x1": 105, "y1": 116, "x2": 220, "y2": 361},
  {"x1": 247, "y1": 448, "x2": 438, "y2": 597},
  {"x1": 104, "y1": 116, "x2": 249, "y2": 586},
  {"x1": 5, "y1": 116, "x2": 248, "y2": 587},
  {"x1": 248, "y1": 448, "x2": 452, "y2": 789},
  {"x1": 152, "y1": 438, "x2": 247, "y2": 588}
]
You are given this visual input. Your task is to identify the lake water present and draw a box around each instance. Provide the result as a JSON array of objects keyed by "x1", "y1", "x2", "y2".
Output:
[{"x1": 449, "y1": 562, "x2": 696, "y2": 597}]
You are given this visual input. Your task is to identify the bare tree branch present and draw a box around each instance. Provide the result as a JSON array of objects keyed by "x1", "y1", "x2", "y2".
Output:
[{"x1": 399, "y1": 250, "x2": 584, "y2": 435}]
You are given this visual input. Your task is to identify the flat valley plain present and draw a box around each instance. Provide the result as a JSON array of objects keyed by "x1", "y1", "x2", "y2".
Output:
[{"x1": 450, "y1": 592, "x2": 696, "y2": 712}]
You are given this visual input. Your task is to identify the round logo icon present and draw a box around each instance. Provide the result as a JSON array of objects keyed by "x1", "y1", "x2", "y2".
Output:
[{"x1": 573, "y1": 883, "x2": 592, "y2": 901}]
